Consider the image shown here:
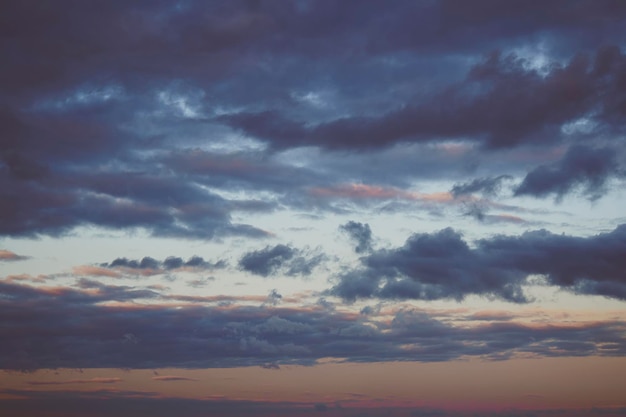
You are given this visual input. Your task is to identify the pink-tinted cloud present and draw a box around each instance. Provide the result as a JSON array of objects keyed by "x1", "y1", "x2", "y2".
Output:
[
  {"x1": 309, "y1": 183, "x2": 414, "y2": 200},
  {"x1": 309, "y1": 183, "x2": 455, "y2": 204},
  {"x1": 2, "y1": 274, "x2": 47, "y2": 284},
  {"x1": 0, "y1": 249, "x2": 28, "y2": 261}
]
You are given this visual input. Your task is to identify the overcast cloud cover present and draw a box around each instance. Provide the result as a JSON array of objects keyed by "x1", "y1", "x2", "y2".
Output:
[{"x1": 1, "y1": 1, "x2": 626, "y2": 416}]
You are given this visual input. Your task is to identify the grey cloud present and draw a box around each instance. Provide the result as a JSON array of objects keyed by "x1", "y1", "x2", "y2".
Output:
[
  {"x1": 332, "y1": 224, "x2": 626, "y2": 302},
  {"x1": 515, "y1": 145, "x2": 624, "y2": 200},
  {"x1": 451, "y1": 175, "x2": 513, "y2": 197},
  {"x1": 461, "y1": 201, "x2": 528, "y2": 225},
  {"x1": 339, "y1": 221, "x2": 373, "y2": 253},
  {"x1": 102, "y1": 255, "x2": 226, "y2": 273},
  {"x1": 0, "y1": 169, "x2": 268, "y2": 239},
  {"x1": 221, "y1": 47, "x2": 626, "y2": 152},
  {"x1": 239, "y1": 244, "x2": 325, "y2": 277},
  {"x1": 239, "y1": 244, "x2": 295, "y2": 277}
]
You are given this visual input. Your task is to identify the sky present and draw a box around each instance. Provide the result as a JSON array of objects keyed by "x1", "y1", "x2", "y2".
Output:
[{"x1": 1, "y1": 1, "x2": 626, "y2": 416}]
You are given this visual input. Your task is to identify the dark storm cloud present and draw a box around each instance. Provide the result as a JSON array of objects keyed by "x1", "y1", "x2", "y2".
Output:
[
  {"x1": 515, "y1": 145, "x2": 624, "y2": 200},
  {"x1": 339, "y1": 221, "x2": 373, "y2": 254},
  {"x1": 332, "y1": 224, "x2": 626, "y2": 302}
]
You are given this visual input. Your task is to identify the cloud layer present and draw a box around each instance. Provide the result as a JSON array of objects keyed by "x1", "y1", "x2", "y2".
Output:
[
  {"x1": 1, "y1": 276, "x2": 624, "y2": 371},
  {"x1": 1, "y1": 1, "x2": 625, "y2": 239}
]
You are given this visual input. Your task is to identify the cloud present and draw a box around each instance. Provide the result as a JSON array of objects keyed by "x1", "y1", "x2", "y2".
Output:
[
  {"x1": 0, "y1": 388, "x2": 623, "y2": 417},
  {"x1": 0, "y1": 279, "x2": 625, "y2": 371},
  {"x1": 332, "y1": 224, "x2": 626, "y2": 302},
  {"x1": 314, "y1": 403, "x2": 329, "y2": 412},
  {"x1": 0, "y1": 249, "x2": 28, "y2": 261},
  {"x1": 0, "y1": 169, "x2": 269, "y2": 239},
  {"x1": 260, "y1": 363, "x2": 281, "y2": 370},
  {"x1": 0, "y1": 0, "x2": 625, "y2": 242},
  {"x1": 27, "y1": 378, "x2": 122, "y2": 386},
  {"x1": 339, "y1": 221, "x2": 373, "y2": 254},
  {"x1": 72, "y1": 265, "x2": 122, "y2": 278},
  {"x1": 101, "y1": 255, "x2": 227, "y2": 275},
  {"x1": 451, "y1": 175, "x2": 513, "y2": 197},
  {"x1": 460, "y1": 201, "x2": 529, "y2": 225},
  {"x1": 152, "y1": 376, "x2": 197, "y2": 382},
  {"x1": 515, "y1": 145, "x2": 624, "y2": 200},
  {"x1": 222, "y1": 47, "x2": 626, "y2": 152},
  {"x1": 239, "y1": 245, "x2": 325, "y2": 277}
]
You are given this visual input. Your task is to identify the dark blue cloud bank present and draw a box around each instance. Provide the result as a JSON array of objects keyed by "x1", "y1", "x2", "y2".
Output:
[{"x1": 1, "y1": 0, "x2": 625, "y2": 238}]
